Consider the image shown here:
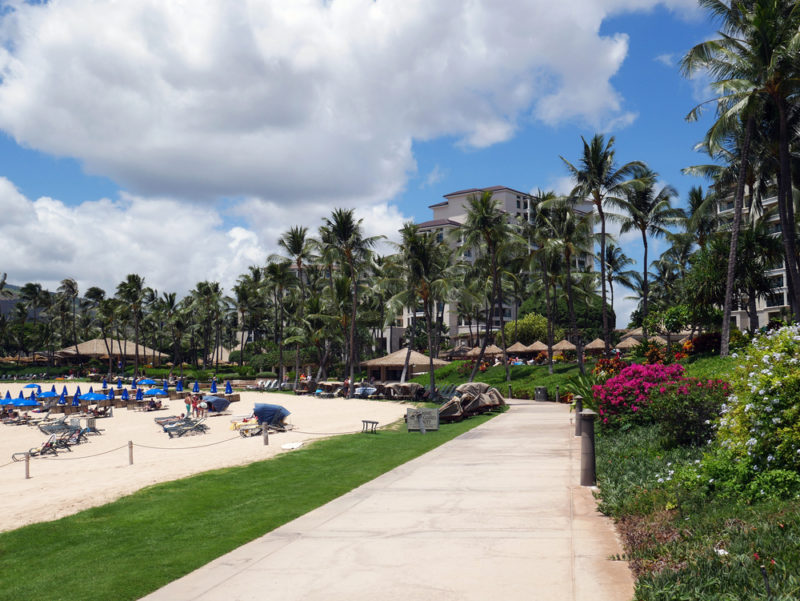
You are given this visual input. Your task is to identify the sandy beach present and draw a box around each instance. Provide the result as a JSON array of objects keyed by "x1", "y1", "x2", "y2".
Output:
[{"x1": 0, "y1": 382, "x2": 411, "y2": 533}]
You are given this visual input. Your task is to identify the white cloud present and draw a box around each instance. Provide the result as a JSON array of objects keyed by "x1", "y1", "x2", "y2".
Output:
[
  {"x1": 421, "y1": 165, "x2": 446, "y2": 189},
  {"x1": 0, "y1": 0, "x2": 698, "y2": 212},
  {"x1": 0, "y1": 178, "x2": 269, "y2": 296},
  {"x1": 655, "y1": 53, "x2": 674, "y2": 67}
]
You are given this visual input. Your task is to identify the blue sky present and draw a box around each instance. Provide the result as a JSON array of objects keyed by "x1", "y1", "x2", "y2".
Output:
[{"x1": 0, "y1": 0, "x2": 718, "y2": 327}]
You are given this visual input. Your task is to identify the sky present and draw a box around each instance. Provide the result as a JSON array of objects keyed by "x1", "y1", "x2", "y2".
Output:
[{"x1": 0, "y1": 0, "x2": 719, "y2": 327}]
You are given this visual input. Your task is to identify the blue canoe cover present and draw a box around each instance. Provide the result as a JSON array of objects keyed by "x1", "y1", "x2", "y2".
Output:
[
  {"x1": 253, "y1": 403, "x2": 291, "y2": 425},
  {"x1": 203, "y1": 396, "x2": 231, "y2": 412}
]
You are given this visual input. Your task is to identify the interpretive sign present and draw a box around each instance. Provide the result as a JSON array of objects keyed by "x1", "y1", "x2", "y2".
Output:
[{"x1": 406, "y1": 408, "x2": 439, "y2": 432}]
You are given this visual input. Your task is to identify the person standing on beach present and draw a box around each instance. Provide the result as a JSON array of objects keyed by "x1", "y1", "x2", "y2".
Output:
[{"x1": 184, "y1": 394, "x2": 192, "y2": 418}]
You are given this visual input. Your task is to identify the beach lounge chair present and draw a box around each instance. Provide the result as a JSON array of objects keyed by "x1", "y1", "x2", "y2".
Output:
[
  {"x1": 167, "y1": 418, "x2": 209, "y2": 438},
  {"x1": 12, "y1": 434, "x2": 59, "y2": 461}
]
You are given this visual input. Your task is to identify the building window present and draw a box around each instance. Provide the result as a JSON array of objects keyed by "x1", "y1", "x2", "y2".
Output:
[
  {"x1": 766, "y1": 292, "x2": 785, "y2": 308},
  {"x1": 769, "y1": 275, "x2": 784, "y2": 289},
  {"x1": 516, "y1": 199, "x2": 520, "y2": 209},
  {"x1": 523, "y1": 200, "x2": 528, "y2": 210}
]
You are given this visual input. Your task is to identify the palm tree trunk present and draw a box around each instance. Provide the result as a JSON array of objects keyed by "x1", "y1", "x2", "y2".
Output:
[
  {"x1": 469, "y1": 267, "x2": 498, "y2": 382},
  {"x1": 400, "y1": 310, "x2": 416, "y2": 383},
  {"x1": 497, "y1": 287, "x2": 512, "y2": 398},
  {"x1": 747, "y1": 289, "x2": 758, "y2": 332},
  {"x1": 564, "y1": 259, "x2": 584, "y2": 375},
  {"x1": 774, "y1": 96, "x2": 800, "y2": 320},
  {"x1": 425, "y1": 302, "x2": 435, "y2": 395},
  {"x1": 641, "y1": 232, "x2": 649, "y2": 337},
  {"x1": 598, "y1": 204, "x2": 610, "y2": 355},
  {"x1": 721, "y1": 116, "x2": 753, "y2": 357}
]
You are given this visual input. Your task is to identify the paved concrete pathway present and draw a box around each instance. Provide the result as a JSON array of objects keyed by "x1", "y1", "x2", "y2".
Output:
[{"x1": 142, "y1": 401, "x2": 633, "y2": 601}]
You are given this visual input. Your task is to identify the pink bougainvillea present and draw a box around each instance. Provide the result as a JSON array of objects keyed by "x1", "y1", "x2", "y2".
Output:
[{"x1": 593, "y1": 362, "x2": 685, "y2": 427}]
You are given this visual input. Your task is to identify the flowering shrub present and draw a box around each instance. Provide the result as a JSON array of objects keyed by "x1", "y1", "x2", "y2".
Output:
[
  {"x1": 534, "y1": 351, "x2": 548, "y2": 364},
  {"x1": 648, "y1": 378, "x2": 729, "y2": 447},
  {"x1": 593, "y1": 363, "x2": 685, "y2": 428},
  {"x1": 592, "y1": 356, "x2": 629, "y2": 383},
  {"x1": 716, "y1": 324, "x2": 800, "y2": 473},
  {"x1": 682, "y1": 339, "x2": 694, "y2": 354},
  {"x1": 644, "y1": 344, "x2": 666, "y2": 365}
]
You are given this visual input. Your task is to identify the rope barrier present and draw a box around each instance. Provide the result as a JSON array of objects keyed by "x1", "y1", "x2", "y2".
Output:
[
  {"x1": 133, "y1": 436, "x2": 241, "y2": 451},
  {"x1": 43, "y1": 444, "x2": 129, "y2": 461}
]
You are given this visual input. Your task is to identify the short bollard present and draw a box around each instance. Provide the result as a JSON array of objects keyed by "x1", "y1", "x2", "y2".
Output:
[
  {"x1": 262, "y1": 427, "x2": 269, "y2": 446},
  {"x1": 25, "y1": 452, "x2": 30, "y2": 479},
  {"x1": 580, "y1": 410, "x2": 598, "y2": 487},
  {"x1": 573, "y1": 395, "x2": 583, "y2": 437},
  {"x1": 128, "y1": 440, "x2": 133, "y2": 466},
  {"x1": 555, "y1": 385, "x2": 560, "y2": 403}
]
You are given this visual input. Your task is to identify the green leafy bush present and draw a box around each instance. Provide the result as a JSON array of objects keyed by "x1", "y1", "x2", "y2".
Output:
[{"x1": 647, "y1": 378, "x2": 729, "y2": 447}]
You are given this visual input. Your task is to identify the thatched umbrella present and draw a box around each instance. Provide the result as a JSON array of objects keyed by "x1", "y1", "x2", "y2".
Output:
[
  {"x1": 552, "y1": 339, "x2": 577, "y2": 352},
  {"x1": 616, "y1": 337, "x2": 641, "y2": 350},
  {"x1": 621, "y1": 327, "x2": 644, "y2": 341},
  {"x1": 648, "y1": 335, "x2": 668, "y2": 346},
  {"x1": 361, "y1": 348, "x2": 448, "y2": 382},
  {"x1": 584, "y1": 338, "x2": 606, "y2": 354},
  {"x1": 526, "y1": 341, "x2": 548, "y2": 353},
  {"x1": 466, "y1": 344, "x2": 503, "y2": 358},
  {"x1": 506, "y1": 341, "x2": 529, "y2": 354}
]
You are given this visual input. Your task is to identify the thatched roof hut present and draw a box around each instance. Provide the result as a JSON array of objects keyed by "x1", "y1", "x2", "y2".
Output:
[
  {"x1": 58, "y1": 338, "x2": 168, "y2": 363},
  {"x1": 526, "y1": 341, "x2": 548, "y2": 352},
  {"x1": 584, "y1": 338, "x2": 606, "y2": 353},
  {"x1": 361, "y1": 348, "x2": 449, "y2": 382},
  {"x1": 648, "y1": 335, "x2": 668, "y2": 346},
  {"x1": 506, "y1": 341, "x2": 529, "y2": 354},
  {"x1": 552, "y1": 339, "x2": 577, "y2": 352},
  {"x1": 616, "y1": 337, "x2": 641, "y2": 350},
  {"x1": 466, "y1": 344, "x2": 504, "y2": 357}
]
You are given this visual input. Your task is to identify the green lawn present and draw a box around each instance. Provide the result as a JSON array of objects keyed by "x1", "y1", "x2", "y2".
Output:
[{"x1": 0, "y1": 413, "x2": 497, "y2": 601}]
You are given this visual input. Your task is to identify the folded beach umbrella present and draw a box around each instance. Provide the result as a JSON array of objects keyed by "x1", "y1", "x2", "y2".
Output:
[
  {"x1": 131, "y1": 378, "x2": 137, "y2": 389},
  {"x1": 175, "y1": 379, "x2": 184, "y2": 392},
  {"x1": 108, "y1": 388, "x2": 115, "y2": 399},
  {"x1": 58, "y1": 391, "x2": 66, "y2": 405},
  {"x1": 135, "y1": 388, "x2": 144, "y2": 401},
  {"x1": 210, "y1": 380, "x2": 217, "y2": 394},
  {"x1": 121, "y1": 388, "x2": 129, "y2": 401},
  {"x1": 62, "y1": 385, "x2": 68, "y2": 396},
  {"x1": 203, "y1": 396, "x2": 230, "y2": 413},
  {"x1": 29, "y1": 391, "x2": 37, "y2": 401},
  {"x1": 192, "y1": 380, "x2": 200, "y2": 393},
  {"x1": 4, "y1": 390, "x2": 10, "y2": 400},
  {"x1": 72, "y1": 395, "x2": 80, "y2": 407},
  {"x1": 162, "y1": 379, "x2": 168, "y2": 392},
  {"x1": 116, "y1": 378, "x2": 123, "y2": 389},
  {"x1": 225, "y1": 380, "x2": 233, "y2": 395},
  {"x1": 88, "y1": 386, "x2": 94, "y2": 394},
  {"x1": 253, "y1": 403, "x2": 291, "y2": 426},
  {"x1": 17, "y1": 390, "x2": 24, "y2": 399},
  {"x1": 102, "y1": 378, "x2": 108, "y2": 389},
  {"x1": 75, "y1": 386, "x2": 82, "y2": 397},
  {"x1": 50, "y1": 385, "x2": 56, "y2": 393}
]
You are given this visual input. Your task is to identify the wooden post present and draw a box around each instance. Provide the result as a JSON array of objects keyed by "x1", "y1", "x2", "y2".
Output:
[
  {"x1": 262, "y1": 427, "x2": 269, "y2": 446},
  {"x1": 25, "y1": 452, "x2": 30, "y2": 479},
  {"x1": 574, "y1": 395, "x2": 583, "y2": 437},
  {"x1": 128, "y1": 440, "x2": 133, "y2": 465}
]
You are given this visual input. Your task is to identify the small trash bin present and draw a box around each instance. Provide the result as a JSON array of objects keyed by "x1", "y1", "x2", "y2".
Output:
[{"x1": 534, "y1": 387, "x2": 548, "y2": 401}]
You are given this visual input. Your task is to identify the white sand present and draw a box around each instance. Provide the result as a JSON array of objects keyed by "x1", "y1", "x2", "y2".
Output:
[{"x1": 0, "y1": 382, "x2": 411, "y2": 533}]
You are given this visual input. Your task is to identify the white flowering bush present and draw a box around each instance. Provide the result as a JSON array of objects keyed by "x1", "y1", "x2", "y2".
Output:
[{"x1": 716, "y1": 325, "x2": 800, "y2": 474}]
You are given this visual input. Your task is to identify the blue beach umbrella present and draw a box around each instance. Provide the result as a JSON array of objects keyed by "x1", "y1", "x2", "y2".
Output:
[
  {"x1": 162, "y1": 379, "x2": 168, "y2": 392},
  {"x1": 58, "y1": 391, "x2": 66, "y2": 405},
  {"x1": 74, "y1": 386, "x2": 82, "y2": 397},
  {"x1": 144, "y1": 388, "x2": 162, "y2": 396},
  {"x1": 17, "y1": 390, "x2": 24, "y2": 399},
  {"x1": 175, "y1": 379, "x2": 184, "y2": 392},
  {"x1": 225, "y1": 380, "x2": 233, "y2": 395},
  {"x1": 116, "y1": 378, "x2": 123, "y2": 389},
  {"x1": 29, "y1": 391, "x2": 37, "y2": 401},
  {"x1": 16, "y1": 396, "x2": 40, "y2": 408},
  {"x1": 23, "y1": 383, "x2": 40, "y2": 390},
  {"x1": 121, "y1": 389, "x2": 129, "y2": 401},
  {"x1": 88, "y1": 386, "x2": 94, "y2": 394},
  {"x1": 62, "y1": 385, "x2": 69, "y2": 396},
  {"x1": 135, "y1": 388, "x2": 143, "y2": 401},
  {"x1": 108, "y1": 388, "x2": 115, "y2": 400},
  {"x1": 50, "y1": 385, "x2": 56, "y2": 393},
  {"x1": 139, "y1": 378, "x2": 156, "y2": 385},
  {"x1": 102, "y1": 378, "x2": 108, "y2": 389},
  {"x1": 81, "y1": 392, "x2": 109, "y2": 402},
  {"x1": 131, "y1": 378, "x2": 137, "y2": 389},
  {"x1": 72, "y1": 395, "x2": 80, "y2": 407},
  {"x1": 4, "y1": 391, "x2": 11, "y2": 400},
  {"x1": 192, "y1": 380, "x2": 199, "y2": 393},
  {"x1": 210, "y1": 380, "x2": 217, "y2": 394},
  {"x1": 36, "y1": 391, "x2": 57, "y2": 399}
]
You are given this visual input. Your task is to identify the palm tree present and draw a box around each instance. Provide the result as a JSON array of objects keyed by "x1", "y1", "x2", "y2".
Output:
[
  {"x1": 681, "y1": 0, "x2": 800, "y2": 353},
  {"x1": 57, "y1": 278, "x2": 80, "y2": 358},
  {"x1": 321, "y1": 209, "x2": 380, "y2": 394},
  {"x1": 603, "y1": 242, "x2": 636, "y2": 313},
  {"x1": 683, "y1": 186, "x2": 719, "y2": 249},
  {"x1": 459, "y1": 191, "x2": 521, "y2": 389},
  {"x1": 615, "y1": 169, "x2": 682, "y2": 333},
  {"x1": 561, "y1": 135, "x2": 644, "y2": 354},
  {"x1": 265, "y1": 261, "x2": 295, "y2": 382},
  {"x1": 116, "y1": 274, "x2": 145, "y2": 376},
  {"x1": 538, "y1": 197, "x2": 594, "y2": 374}
]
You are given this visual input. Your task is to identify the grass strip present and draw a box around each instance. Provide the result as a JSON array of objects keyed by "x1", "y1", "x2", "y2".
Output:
[{"x1": 0, "y1": 413, "x2": 497, "y2": 601}]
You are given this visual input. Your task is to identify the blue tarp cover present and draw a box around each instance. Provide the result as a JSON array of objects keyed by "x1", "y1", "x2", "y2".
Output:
[
  {"x1": 253, "y1": 403, "x2": 290, "y2": 426},
  {"x1": 203, "y1": 396, "x2": 231, "y2": 412}
]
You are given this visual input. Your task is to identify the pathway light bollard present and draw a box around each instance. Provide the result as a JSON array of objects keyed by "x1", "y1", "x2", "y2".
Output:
[
  {"x1": 580, "y1": 410, "x2": 598, "y2": 487},
  {"x1": 555, "y1": 385, "x2": 559, "y2": 404},
  {"x1": 573, "y1": 395, "x2": 583, "y2": 437},
  {"x1": 262, "y1": 427, "x2": 269, "y2": 446}
]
